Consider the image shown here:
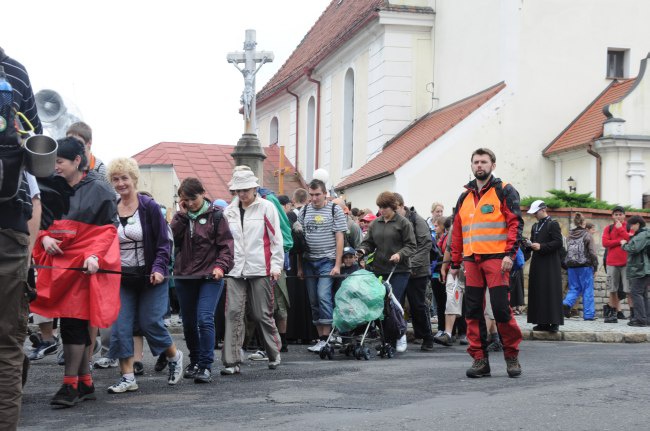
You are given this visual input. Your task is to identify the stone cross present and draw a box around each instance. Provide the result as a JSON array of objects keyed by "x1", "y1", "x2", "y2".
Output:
[{"x1": 227, "y1": 29, "x2": 274, "y2": 134}]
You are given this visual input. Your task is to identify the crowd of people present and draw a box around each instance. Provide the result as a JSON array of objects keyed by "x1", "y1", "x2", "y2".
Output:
[{"x1": 1, "y1": 47, "x2": 649, "y2": 430}]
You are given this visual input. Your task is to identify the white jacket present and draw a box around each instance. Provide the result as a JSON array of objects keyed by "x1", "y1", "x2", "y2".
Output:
[{"x1": 225, "y1": 195, "x2": 284, "y2": 277}]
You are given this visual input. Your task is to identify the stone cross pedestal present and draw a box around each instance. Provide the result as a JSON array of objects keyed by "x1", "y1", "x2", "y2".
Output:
[{"x1": 227, "y1": 29, "x2": 274, "y2": 183}]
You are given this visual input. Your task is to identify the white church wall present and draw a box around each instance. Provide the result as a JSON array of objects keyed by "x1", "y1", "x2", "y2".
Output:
[
  {"x1": 342, "y1": 175, "x2": 396, "y2": 211},
  {"x1": 432, "y1": 0, "x2": 650, "y2": 199},
  {"x1": 393, "y1": 91, "x2": 507, "y2": 215}
]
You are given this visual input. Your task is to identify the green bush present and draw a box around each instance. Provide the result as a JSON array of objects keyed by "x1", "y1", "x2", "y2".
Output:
[{"x1": 520, "y1": 190, "x2": 650, "y2": 213}]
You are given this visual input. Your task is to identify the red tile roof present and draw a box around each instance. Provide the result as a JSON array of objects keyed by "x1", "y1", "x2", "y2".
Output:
[
  {"x1": 257, "y1": 0, "x2": 434, "y2": 106},
  {"x1": 132, "y1": 143, "x2": 305, "y2": 200},
  {"x1": 543, "y1": 79, "x2": 636, "y2": 156},
  {"x1": 335, "y1": 82, "x2": 506, "y2": 190}
]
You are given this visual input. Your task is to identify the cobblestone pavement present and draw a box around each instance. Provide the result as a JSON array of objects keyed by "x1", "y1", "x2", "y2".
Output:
[{"x1": 515, "y1": 314, "x2": 650, "y2": 342}]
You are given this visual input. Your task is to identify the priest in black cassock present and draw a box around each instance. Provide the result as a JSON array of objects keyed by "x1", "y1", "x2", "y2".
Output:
[{"x1": 525, "y1": 200, "x2": 564, "y2": 332}]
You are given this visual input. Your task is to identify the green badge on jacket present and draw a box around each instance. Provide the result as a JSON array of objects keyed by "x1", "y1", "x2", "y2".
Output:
[{"x1": 481, "y1": 204, "x2": 495, "y2": 214}]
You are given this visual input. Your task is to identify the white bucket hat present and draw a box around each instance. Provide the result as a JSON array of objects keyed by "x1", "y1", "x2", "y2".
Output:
[
  {"x1": 527, "y1": 199, "x2": 547, "y2": 214},
  {"x1": 229, "y1": 170, "x2": 259, "y2": 191}
]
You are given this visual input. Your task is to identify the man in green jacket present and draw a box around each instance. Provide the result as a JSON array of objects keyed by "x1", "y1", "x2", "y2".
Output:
[{"x1": 621, "y1": 215, "x2": 650, "y2": 327}]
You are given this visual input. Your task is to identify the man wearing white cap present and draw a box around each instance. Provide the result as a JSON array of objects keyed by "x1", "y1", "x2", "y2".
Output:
[
  {"x1": 220, "y1": 170, "x2": 284, "y2": 374},
  {"x1": 525, "y1": 200, "x2": 564, "y2": 332}
]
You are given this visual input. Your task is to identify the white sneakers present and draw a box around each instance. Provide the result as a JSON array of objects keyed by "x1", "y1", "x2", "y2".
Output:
[
  {"x1": 94, "y1": 357, "x2": 119, "y2": 369},
  {"x1": 248, "y1": 350, "x2": 269, "y2": 361},
  {"x1": 220, "y1": 365, "x2": 241, "y2": 375},
  {"x1": 308, "y1": 340, "x2": 327, "y2": 352},
  {"x1": 268, "y1": 354, "x2": 281, "y2": 370},
  {"x1": 167, "y1": 351, "x2": 184, "y2": 385},
  {"x1": 396, "y1": 334, "x2": 408, "y2": 353},
  {"x1": 107, "y1": 377, "x2": 139, "y2": 394}
]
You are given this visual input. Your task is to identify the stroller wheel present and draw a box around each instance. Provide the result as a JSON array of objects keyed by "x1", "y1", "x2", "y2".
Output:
[
  {"x1": 353, "y1": 346, "x2": 362, "y2": 360},
  {"x1": 319, "y1": 345, "x2": 328, "y2": 359},
  {"x1": 363, "y1": 347, "x2": 371, "y2": 360}
]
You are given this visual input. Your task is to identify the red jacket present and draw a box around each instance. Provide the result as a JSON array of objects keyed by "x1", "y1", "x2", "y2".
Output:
[
  {"x1": 31, "y1": 220, "x2": 121, "y2": 328},
  {"x1": 602, "y1": 223, "x2": 631, "y2": 267},
  {"x1": 451, "y1": 176, "x2": 523, "y2": 267}
]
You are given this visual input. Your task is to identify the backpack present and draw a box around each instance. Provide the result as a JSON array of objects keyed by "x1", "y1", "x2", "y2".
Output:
[
  {"x1": 564, "y1": 234, "x2": 588, "y2": 267},
  {"x1": 0, "y1": 75, "x2": 24, "y2": 203},
  {"x1": 258, "y1": 188, "x2": 293, "y2": 253}
]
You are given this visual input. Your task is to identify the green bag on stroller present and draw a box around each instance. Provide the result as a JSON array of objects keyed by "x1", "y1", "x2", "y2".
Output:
[{"x1": 333, "y1": 269, "x2": 385, "y2": 333}]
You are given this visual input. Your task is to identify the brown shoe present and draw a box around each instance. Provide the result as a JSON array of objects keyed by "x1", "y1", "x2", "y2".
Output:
[
  {"x1": 466, "y1": 358, "x2": 491, "y2": 378},
  {"x1": 505, "y1": 356, "x2": 522, "y2": 378}
]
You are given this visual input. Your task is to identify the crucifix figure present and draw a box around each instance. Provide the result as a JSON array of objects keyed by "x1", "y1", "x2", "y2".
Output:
[{"x1": 227, "y1": 29, "x2": 274, "y2": 134}]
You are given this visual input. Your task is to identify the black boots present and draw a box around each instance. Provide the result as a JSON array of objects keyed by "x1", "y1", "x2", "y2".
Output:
[{"x1": 603, "y1": 304, "x2": 618, "y2": 323}]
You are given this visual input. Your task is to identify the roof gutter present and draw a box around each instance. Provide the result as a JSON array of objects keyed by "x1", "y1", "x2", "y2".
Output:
[
  {"x1": 587, "y1": 142, "x2": 602, "y2": 199},
  {"x1": 307, "y1": 69, "x2": 321, "y2": 169},
  {"x1": 286, "y1": 88, "x2": 300, "y2": 171}
]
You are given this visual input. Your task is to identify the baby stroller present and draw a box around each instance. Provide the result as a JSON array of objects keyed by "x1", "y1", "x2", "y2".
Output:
[{"x1": 318, "y1": 268, "x2": 406, "y2": 360}]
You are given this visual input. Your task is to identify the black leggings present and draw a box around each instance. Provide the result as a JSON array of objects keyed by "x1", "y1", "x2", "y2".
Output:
[
  {"x1": 431, "y1": 277, "x2": 447, "y2": 332},
  {"x1": 60, "y1": 318, "x2": 91, "y2": 346}
]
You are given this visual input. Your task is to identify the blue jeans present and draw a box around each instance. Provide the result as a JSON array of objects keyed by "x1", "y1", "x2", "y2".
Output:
[
  {"x1": 564, "y1": 267, "x2": 595, "y2": 319},
  {"x1": 175, "y1": 279, "x2": 224, "y2": 369},
  {"x1": 109, "y1": 281, "x2": 173, "y2": 359},
  {"x1": 303, "y1": 258, "x2": 335, "y2": 326},
  {"x1": 377, "y1": 272, "x2": 410, "y2": 305}
]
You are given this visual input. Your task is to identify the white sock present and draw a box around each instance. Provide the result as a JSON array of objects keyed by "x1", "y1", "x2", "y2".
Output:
[
  {"x1": 445, "y1": 331, "x2": 452, "y2": 337},
  {"x1": 123, "y1": 373, "x2": 135, "y2": 381},
  {"x1": 167, "y1": 351, "x2": 181, "y2": 362}
]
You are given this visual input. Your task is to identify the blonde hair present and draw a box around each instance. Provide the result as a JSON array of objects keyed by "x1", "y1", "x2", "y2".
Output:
[
  {"x1": 107, "y1": 158, "x2": 140, "y2": 188},
  {"x1": 431, "y1": 202, "x2": 444, "y2": 213}
]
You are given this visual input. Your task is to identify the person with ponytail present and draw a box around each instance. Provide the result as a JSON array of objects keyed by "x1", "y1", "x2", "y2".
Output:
[{"x1": 562, "y1": 212, "x2": 598, "y2": 320}]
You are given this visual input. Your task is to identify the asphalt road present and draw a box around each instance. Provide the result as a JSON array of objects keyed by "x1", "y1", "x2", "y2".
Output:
[{"x1": 19, "y1": 336, "x2": 650, "y2": 430}]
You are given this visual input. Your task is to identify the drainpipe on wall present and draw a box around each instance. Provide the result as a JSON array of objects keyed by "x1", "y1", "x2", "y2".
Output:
[
  {"x1": 306, "y1": 69, "x2": 321, "y2": 169},
  {"x1": 587, "y1": 142, "x2": 602, "y2": 199},
  {"x1": 286, "y1": 88, "x2": 300, "y2": 172}
]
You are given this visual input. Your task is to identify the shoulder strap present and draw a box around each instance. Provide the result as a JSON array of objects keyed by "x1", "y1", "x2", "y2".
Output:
[
  {"x1": 608, "y1": 224, "x2": 614, "y2": 234},
  {"x1": 212, "y1": 208, "x2": 223, "y2": 232}
]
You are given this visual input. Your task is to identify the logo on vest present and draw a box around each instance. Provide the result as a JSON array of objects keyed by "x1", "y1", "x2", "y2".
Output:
[{"x1": 480, "y1": 204, "x2": 495, "y2": 214}]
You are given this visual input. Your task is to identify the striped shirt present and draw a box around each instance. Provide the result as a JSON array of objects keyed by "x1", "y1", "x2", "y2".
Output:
[
  {"x1": 298, "y1": 201, "x2": 347, "y2": 260},
  {"x1": 0, "y1": 48, "x2": 41, "y2": 233},
  {"x1": 0, "y1": 48, "x2": 42, "y2": 134}
]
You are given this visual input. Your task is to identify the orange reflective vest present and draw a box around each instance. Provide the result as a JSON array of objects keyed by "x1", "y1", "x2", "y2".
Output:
[{"x1": 458, "y1": 184, "x2": 508, "y2": 256}]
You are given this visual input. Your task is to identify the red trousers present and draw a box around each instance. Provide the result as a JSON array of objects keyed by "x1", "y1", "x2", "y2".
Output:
[{"x1": 463, "y1": 257, "x2": 522, "y2": 359}]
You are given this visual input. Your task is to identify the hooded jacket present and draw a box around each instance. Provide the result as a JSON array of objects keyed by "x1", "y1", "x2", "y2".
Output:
[
  {"x1": 602, "y1": 223, "x2": 631, "y2": 267},
  {"x1": 622, "y1": 227, "x2": 650, "y2": 279},
  {"x1": 171, "y1": 200, "x2": 234, "y2": 276},
  {"x1": 224, "y1": 194, "x2": 284, "y2": 277},
  {"x1": 567, "y1": 226, "x2": 598, "y2": 271}
]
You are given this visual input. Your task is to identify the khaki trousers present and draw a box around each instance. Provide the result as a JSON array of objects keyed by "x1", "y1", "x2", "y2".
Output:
[
  {"x1": 222, "y1": 277, "x2": 281, "y2": 366},
  {"x1": 0, "y1": 229, "x2": 30, "y2": 431}
]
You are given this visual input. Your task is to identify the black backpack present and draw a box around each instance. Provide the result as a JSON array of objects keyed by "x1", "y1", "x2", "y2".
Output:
[{"x1": 0, "y1": 66, "x2": 24, "y2": 203}]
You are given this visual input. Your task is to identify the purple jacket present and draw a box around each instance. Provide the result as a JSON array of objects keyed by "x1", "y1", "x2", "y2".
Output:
[
  {"x1": 171, "y1": 201, "x2": 234, "y2": 276},
  {"x1": 134, "y1": 194, "x2": 171, "y2": 276}
]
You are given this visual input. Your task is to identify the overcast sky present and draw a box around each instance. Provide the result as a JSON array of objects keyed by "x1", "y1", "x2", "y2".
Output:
[{"x1": 1, "y1": 0, "x2": 330, "y2": 163}]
